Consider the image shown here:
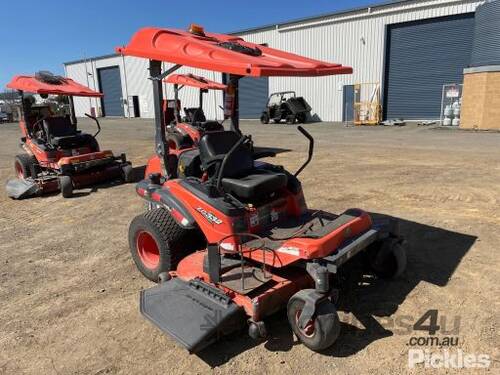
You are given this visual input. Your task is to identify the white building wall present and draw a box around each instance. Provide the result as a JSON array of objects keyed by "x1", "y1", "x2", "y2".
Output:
[
  {"x1": 65, "y1": 62, "x2": 93, "y2": 117},
  {"x1": 65, "y1": 57, "x2": 223, "y2": 120},
  {"x1": 65, "y1": 0, "x2": 481, "y2": 122},
  {"x1": 238, "y1": 0, "x2": 481, "y2": 121}
]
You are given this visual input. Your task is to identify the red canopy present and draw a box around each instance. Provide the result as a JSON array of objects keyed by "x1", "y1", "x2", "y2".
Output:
[
  {"x1": 6, "y1": 75, "x2": 103, "y2": 97},
  {"x1": 165, "y1": 74, "x2": 227, "y2": 90},
  {"x1": 116, "y1": 27, "x2": 352, "y2": 77}
]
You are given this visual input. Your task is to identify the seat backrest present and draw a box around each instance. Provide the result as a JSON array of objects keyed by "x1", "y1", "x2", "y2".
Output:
[
  {"x1": 184, "y1": 107, "x2": 206, "y2": 123},
  {"x1": 162, "y1": 99, "x2": 181, "y2": 125},
  {"x1": 43, "y1": 116, "x2": 77, "y2": 138},
  {"x1": 198, "y1": 131, "x2": 253, "y2": 178}
]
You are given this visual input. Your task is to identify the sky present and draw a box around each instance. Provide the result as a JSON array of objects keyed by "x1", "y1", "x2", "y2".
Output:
[{"x1": 1, "y1": 0, "x2": 386, "y2": 88}]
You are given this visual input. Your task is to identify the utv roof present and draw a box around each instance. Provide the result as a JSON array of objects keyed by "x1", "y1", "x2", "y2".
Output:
[
  {"x1": 6, "y1": 74, "x2": 103, "y2": 97},
  {"x1": 165, "y1": 74, "x2": 227, "y2": 90},
  {"x1": 116, "y1": 26, "x2": 352, "y2": 77}
]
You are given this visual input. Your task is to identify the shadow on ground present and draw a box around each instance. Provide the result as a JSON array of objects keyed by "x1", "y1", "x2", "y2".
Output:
[
  {"x1": 196, "y1": 213, "x2": 477, "y2": 366},
  {"x1": 42, "y1": 165, "x2": 146, "y2": 199}
]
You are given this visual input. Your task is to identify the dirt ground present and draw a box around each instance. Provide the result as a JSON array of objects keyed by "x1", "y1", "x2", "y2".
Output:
[{"x1": 0, "y1": 118, "x2": 499, "y2": 374}]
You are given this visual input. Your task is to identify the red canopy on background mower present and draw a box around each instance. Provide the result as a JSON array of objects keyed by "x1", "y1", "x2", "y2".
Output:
[
  {"x1": 7, "y1": 75, "x2": 103, "y2": 97},
  {"x1": 165, "y1": 74, "x2": 227, "y2": 91},
  {"x1": 116, "y1": 25, "x2": 353, "y2": 77}
]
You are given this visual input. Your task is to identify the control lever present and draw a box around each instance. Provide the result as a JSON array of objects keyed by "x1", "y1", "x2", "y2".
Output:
[
  {"x1": 294, "y1": 126, "x2": 314, "y2": 177},
  {"x1": 85, "y1": 113, "x2": 101, "y2": 137}
]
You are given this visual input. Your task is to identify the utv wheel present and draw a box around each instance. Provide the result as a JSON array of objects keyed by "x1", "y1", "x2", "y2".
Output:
[
  {"x1": 121, "y1": 164, "x2": 135, "y2": 183},
  {"x1": 369, "y1": 238, "x2": 407, "y2": 279},
  {"x1": 260, "y1": 113, "x2": 270, "y2": 124},
  {"x1": 128, "y1": 208, "x2": 204, "y2": 282},
  {"x1": 286, "y1": 115, "x2": 296, "y2": 125},
  {"x1": 296, "y1": 113, "x2": 307, "y2": 124},
  {"x1": 287, "y1": 293, "x2": 341, "y2": 352},
  {"x1": 59, "y1": 175, "x2": 73, "y2": 198},
  {"x1": 14, "y1": 154, "x2": 36, "y2": 179}
]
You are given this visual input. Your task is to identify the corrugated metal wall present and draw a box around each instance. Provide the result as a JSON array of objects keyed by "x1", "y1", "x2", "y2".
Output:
[
  {"x1": 65, "y1": 0, "x2": 481, "y2": 121},
  {"x1": 238, "y1": 77, "x2": 269, "y2": 119},
  {"x1": 470, "y1": 0, "x2": 500, "y2": 67},
  {"x1": 65, "y1": 56, "x2": 223, "y2": 120},
  {"x1": 239, "y1": 0, "x2": 481, "y2": 121},
  {"x1": 97, "y1": 66, "x2": 124, "y2": 116},
  {"x1": 384, "y1": 13, "x2": 475, "y2": 119}
]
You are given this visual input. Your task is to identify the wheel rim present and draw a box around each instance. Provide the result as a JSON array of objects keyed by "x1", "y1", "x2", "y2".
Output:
[
  {"x1": 136, "y1": 230, "x2": 160, "y2": 270},
  {"x1": 295, "y1": 309, "x2": 316, "y2": 338},
  {"x1": 14, "y1": 161, "x2": 24, "y2": 179}
]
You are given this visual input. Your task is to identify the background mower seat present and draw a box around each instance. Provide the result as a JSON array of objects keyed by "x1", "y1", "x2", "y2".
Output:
[
  {"x1": 199, "y1": 131, "x2": 287, "y2": 200},
  {"x1": 191, "y1": 120, "x2": 224, "y2": 132},
  {"x1": 43, "y1": 117, "x2": 97, "y2": 150},
  {"x1": 184, "y1": 107, "x2": 206, "y2": 123}
]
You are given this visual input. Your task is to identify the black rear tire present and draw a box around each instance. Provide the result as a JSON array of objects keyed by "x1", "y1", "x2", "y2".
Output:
[
  {"x1": 167, "y1": 133, "x2": 193, "y2": 151},
  {"x1": 14, "y1": 154, "x2": 36, "y2": 179},
  {"x1": 128, "y1": 208, "x2": 205, "y2": 282},
  {"x1": 369, "y1": 238, "x2": 407, "y2": 279},
  {"x1": 286, "y1": 115, "x2": 296, "y2": 125},
  {"x1": 296, "y1": 112, "x2": 307, "y2": 124},
  {"x1": 59, "y1": 175, "x2": 73, "y2": 198},
  {"x1": 287, "y1": 294, "x2": 341, "y2": 352}
]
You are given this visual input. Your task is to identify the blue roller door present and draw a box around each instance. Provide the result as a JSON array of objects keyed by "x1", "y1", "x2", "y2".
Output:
[
  {"x1": 383, "y1": 14, "x2": 475, "y2": 120},
  {"x1": 98, "y1": 66, "x2": 124, "y2": 117},
  {"x1": 239, "y1": 77, "x2": 269, "y2": 119}
]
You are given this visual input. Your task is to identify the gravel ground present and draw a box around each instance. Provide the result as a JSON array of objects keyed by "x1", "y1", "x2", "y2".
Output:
[{"x1": 0, "y1": 118, "x2": 498, "y2": 374}]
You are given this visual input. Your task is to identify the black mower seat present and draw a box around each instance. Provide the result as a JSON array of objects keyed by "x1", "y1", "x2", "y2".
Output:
[
  {"x1": 221, "y1": 170, "x2": 287, "y2": 199},
  {"x1": 199, "y1": 131, "x2": 287, "y2": 200},
  {"x1": 184, "y1": 107, "x2": 206, "y2": 123},
  {"x1": 43, "y1": 117, "x2": 97, "y2": 150},
  {"x1": 50, "y1": 134, "x2": 97, "y2": 149},
  {"x1": 191, "y1": 121, "x2": 224, "y2": 132}
]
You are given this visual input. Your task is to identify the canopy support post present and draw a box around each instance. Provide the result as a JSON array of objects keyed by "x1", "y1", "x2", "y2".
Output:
[
  {"x1": 226, "y1": 74, "x2": 241, "y2": 135},
  {"x1": 18, "y1": 91, "x2": 26, "y2": 121},
  {"x1": 173, "y1": 84, "x2": 181, "y2": 122},
  {"x1": 68, "y1": 96, "x2": 77, "y2": 125},
  {"x1": 149, "y1": 59, "x2": 169, "y2": 178}
]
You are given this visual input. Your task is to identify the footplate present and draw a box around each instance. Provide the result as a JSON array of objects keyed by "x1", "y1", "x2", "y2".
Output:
[{"x1": 140, "y1": 278, "x2": 245, "y2": 353}]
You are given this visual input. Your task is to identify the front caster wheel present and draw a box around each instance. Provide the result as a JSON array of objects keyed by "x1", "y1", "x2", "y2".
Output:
[
  {"x1": 248, "y1": 320, "x2": 267, "y2": 340},
  {"x1": 287, "y1": 295, "x2": 341, "y2": 352},
  {"x1": 59, "y1": 175, "x2": 73, "y2": 198},
  {"x1": 369, "y1": 237, "x2": 407, "y2": 279}
]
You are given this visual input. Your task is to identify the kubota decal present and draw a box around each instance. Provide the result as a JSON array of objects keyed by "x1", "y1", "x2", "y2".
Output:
[{"x1": 196, "y1": 207, "x2": 222, "y2": 225}]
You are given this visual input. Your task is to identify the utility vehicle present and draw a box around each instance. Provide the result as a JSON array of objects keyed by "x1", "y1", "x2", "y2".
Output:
[{"x1": 260, "y1": 91, "x2": 312, "y2": 124}]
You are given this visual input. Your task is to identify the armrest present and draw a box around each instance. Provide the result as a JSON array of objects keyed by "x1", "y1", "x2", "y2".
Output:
[{"x1": 253, "y1": 150, "x2": 276, "y2": 159}]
